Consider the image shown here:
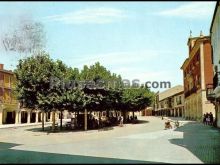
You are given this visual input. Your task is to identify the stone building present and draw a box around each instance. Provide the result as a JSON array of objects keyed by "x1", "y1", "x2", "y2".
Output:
[
  {"x1": 0, "y1": 64, "x2": 18, "y2": 124},
  {"x1": 154, "y1": 85, "x2": 184, "y2": 117},
  {"x1": 181, "y1": 33, "x2": 215, "y2": 121}
]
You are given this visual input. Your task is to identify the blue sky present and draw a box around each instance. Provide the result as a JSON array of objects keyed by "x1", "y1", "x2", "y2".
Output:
[{"x1": 0, "y1": 2, "x2": 216, "y2": 92}]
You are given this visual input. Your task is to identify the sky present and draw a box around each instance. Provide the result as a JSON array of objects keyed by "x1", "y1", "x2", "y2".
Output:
[{"x1": 0, "y1": 1, "x2": 217, "y2": 92}]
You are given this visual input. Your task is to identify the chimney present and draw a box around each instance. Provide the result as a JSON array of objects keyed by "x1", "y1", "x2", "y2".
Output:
[{"x1": 0, "y1": 64, "x2": 4, "y2": 70}]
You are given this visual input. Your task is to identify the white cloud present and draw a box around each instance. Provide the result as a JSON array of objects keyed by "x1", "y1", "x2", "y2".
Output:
[
  {"x1": 157, "y1": 2, "x2": 216, "y2": 19},
  {"x1": 44, "y1": 7, "x2": 127, "y2": 24}
]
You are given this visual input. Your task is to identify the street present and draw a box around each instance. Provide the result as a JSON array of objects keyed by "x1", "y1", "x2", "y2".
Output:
[{"x1": 0, "y1": 116, "x2": 220, "y2": 164}]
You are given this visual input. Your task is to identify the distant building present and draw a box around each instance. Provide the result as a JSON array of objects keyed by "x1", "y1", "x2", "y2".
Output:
[
  {"x1": 154, "y1": 85, "x2": 184, "y2": 117},
  {"x1": 206, "y1": 1, "x2": 220, "y2": 128},
  {"x1": 141, "y1": 107, "x2": 154, "y2": 116},
  {"x1": 181, "y1": 34, "x2": 215, "y2": 121}
]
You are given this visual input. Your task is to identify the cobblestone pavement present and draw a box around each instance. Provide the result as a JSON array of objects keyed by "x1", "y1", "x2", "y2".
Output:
[{"x1": 0, "y1": 116, "x2": 219, "y2": 163}]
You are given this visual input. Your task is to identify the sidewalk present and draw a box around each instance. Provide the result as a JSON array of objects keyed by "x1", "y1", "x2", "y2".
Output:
[{"x1": 0, "y1": 122, "x2": 52, "y2": 129}]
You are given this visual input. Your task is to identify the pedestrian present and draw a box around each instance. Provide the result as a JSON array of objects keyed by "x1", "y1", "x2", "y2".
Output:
[
  {"x1": 205, "y1": 112, "x2": 209, "y2": 125},
  {"x1": 203, "y1": 113, "x2": 206, "y2": 125},
  {"x1": 210, "y1": 112, "x2": 213, "y2": 126},
  {"x1": 206, "y1": 113, "x2": 210, "y2": 125},
  {"x1": 120, "y1": 116, "x2": 124, "y2": 127}
]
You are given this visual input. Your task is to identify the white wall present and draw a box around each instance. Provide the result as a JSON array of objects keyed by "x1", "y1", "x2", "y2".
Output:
[{"x1": 212, "y1": 7, "x2": 220, "y2": 72}]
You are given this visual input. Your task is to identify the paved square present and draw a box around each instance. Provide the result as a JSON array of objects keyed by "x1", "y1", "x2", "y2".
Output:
[{"x1": 0, "y1": 116, "x2": 220, "y2": 163}]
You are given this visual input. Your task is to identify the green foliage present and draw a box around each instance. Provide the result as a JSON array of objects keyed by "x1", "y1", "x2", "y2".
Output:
[
  {"x1": 121, "y1": 86, "x2": 154, "y2": 112},
  {"x1": 14, "y1": 53, "x2": 154, "y2": 114}
]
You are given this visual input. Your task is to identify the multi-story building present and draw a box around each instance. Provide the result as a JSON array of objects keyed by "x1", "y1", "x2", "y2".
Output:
[
  {"x1": 206, "y1": 1, "x2": 220, "y2": 128},
  {"x1": 154, "y1": 85, "x2": 184, "y2": 117},
  {"x1": 181, "y1": 33, "x2": 215, "y2": 121},
  {"x1": 0, "y1": 64, "x2": 19, "y2": 124}
]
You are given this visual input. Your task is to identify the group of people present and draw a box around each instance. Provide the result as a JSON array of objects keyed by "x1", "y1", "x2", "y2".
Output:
[{"x1": 203, "y1": 112, "x2": 214, "y2": 125}]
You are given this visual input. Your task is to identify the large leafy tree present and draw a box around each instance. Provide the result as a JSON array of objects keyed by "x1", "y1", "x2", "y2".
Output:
[
  {"x1": 14, "y1": 53, "x2": 155, "y2": 131},
  {"x1": 75, "y1": 62, "x2": 123, "y2": 130},
  {"x1": 14, "y1": 52, "x2": 69, "y2": 131}
]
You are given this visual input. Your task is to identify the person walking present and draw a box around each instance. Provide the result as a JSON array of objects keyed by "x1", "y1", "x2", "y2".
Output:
[
  {"x1": 203, "y1": 113, "x2": 206, "y2": 125},
  {"x1": 210, "y1": 112, "x2": 214, "y2": 126},
  {"x1": 120, "y1": 116, "x2": 124, "y2": 127}
]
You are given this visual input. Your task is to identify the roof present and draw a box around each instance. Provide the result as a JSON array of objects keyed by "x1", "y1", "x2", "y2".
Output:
[
  {"x1": 159, "y1": 85, "x2": 184, "y2": 101},
  {"x1": 180, "y1": 58, "x2": 189, "y2": 70},
  {"x1": 210, "y1": 1, "x2": 219, "y2": 33},
  {"x1": 181, "y1": 36, "x2": 210, "y2": 70},
  {"x1": 187, "y1": 36, "x2": 199, "y2": 46},
  {"x1": 0, "y1": 69, "x2": 14, "y2": 75}
]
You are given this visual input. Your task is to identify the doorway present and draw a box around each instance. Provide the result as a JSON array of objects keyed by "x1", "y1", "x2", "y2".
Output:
[{"x1": 6, "y1": 111, "x2": 15, "y2": 124}]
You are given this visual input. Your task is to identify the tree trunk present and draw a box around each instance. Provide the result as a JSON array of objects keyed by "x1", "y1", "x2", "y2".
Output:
[
  {"x1": 42, "y1": 111, "x2": 45, "y2": 131},
  {"x1": 60, "y1": 110, "x2": 63, "y2": 130},
  {"x1": 52, "y1": 111, "x2": 55, "y2": 132},
  {"x1": 133, "y1": 111, "x2": 135, "y2": 119},
  {"x1": 77, "y1": 111, "x2": 79, "y2": 127},
  {"x1": 84, "y1": 109, "x2": 87, "y2": 131},
  {"x1": 122, "y1": 111, "x2": 126, "y2": 123},
  {"x1": 107, "y1": 110, "x2": 110, "y2": 118}
]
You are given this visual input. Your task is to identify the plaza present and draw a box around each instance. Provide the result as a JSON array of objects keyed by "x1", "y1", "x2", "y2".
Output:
[{"x1": 0, "y1": 116, "x2": 219, "y2": 164}]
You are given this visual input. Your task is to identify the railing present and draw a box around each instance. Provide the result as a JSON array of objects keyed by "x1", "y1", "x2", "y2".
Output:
[{"x1": 206, "y1": 84, "x2": 215, "y2": 101}]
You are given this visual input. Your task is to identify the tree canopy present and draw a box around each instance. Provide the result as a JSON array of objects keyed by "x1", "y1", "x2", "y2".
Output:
[{"x1": 14, "y1": 52, "x2": 154, "y2": 118}]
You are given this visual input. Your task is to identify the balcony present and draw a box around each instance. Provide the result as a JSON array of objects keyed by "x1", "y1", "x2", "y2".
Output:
[
  {"x1": 206, "y1": 84, "x2": 216, "y2": 102},
  {"x1": 213, "y1": 72, "x2": 220, "y2": 89},
  {"x1": 211, "y1": 72, "x2": 220, "y2": 99}
]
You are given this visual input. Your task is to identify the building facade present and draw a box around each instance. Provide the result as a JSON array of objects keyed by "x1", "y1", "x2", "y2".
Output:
[
  {"x1": 154, "y1": 85, "x2": 184, "y2": 117},
  {"x1": 0, "y1": 64, "x2": 19, "y2": 124},
  {"x1": 141, "y1": 107, "x2": 154, "y2": 116},
  {"x1": 181, "y1": 34, "x2": 215, "y2": 121},
  {"x1": 206, "y1": 1, "x2": 220, "y2": 128}
]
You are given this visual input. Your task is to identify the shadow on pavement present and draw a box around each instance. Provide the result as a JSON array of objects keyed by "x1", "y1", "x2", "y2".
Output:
[
  {"x1": 0, "y1": 142, "x2": 165, "y2": 164},
  {"x1": 0, "y1": 142, "x2": 21, "y2": 151},
  {"x1": 98, "y1": 127, "x2": 114, "y2": 132},
  {"x1": 25, "y1": 126, "x2": 115, "y2": 134},
  {"x1": 169, "y1": 122, "x2": 220, "y2": 163},
  {"x1": 135, "y1": 120, "x2": 150, "y2": 124},
  {"x1": 25, "y1": 119, "x2": 149, "y2": 134}
]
